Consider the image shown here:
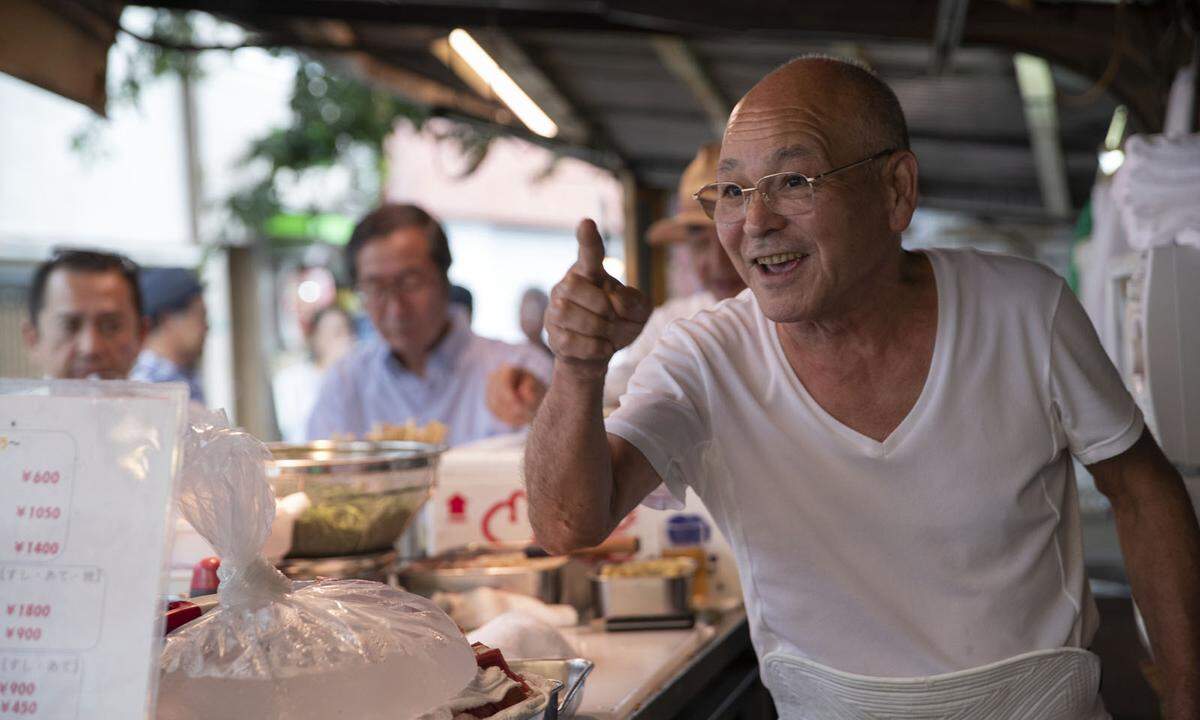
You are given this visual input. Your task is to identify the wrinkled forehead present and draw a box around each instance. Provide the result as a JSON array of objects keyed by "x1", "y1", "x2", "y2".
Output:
[
  {"x1": 719, "y1": 112, "x2": 835, "y2": 178},
  {"x1": 720, "y1": 70, "x2": 860, "y2": 178}
]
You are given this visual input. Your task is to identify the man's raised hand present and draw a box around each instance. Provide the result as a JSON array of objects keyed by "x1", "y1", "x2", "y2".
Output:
[{"x1": 545, "y1": 219, "x2": 650, "y2": 380}]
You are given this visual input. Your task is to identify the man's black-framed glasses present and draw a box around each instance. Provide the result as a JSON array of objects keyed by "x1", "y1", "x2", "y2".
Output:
[
  {"x1": 693, "y1": 148, "x2": 897, "y2": 223},
  {"x1": 356, "y1": 270, "x2": 439, "y2": 305}
]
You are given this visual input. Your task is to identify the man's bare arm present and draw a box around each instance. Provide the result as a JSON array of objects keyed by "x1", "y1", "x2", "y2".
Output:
[
  {"x1": 524, "y1": 218, "x2": 654, "y2": 553},
  {"x1": 526, "y1": 374, "x2": 662, "y2": 553},
  {"x1": 1090, "y1": 429, "x2": 1200, "y2": 719}
]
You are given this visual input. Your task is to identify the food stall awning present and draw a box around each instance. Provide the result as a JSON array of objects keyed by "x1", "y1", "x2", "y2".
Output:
[
  {"x1": 12, "y1": 0, "x2": 1198, "y2": 219},
  {"x1": 0, "y1": 0, "x2": 119, "y2": 115}
]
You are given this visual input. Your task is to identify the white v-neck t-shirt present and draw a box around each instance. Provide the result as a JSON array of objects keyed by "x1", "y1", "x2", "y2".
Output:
[{"x1": 606, "y1": 248, "x2": 1143, "y2": 678}]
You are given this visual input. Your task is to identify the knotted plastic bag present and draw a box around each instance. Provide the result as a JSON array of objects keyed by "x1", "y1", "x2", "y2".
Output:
[{"x1": 157, "y1": 409, "x2": 475, "y2": 720}]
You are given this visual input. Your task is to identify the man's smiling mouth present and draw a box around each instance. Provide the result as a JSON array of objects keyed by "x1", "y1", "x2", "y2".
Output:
[{"x1": 752, "y1": 251, "x2": 808, "y2": 275}]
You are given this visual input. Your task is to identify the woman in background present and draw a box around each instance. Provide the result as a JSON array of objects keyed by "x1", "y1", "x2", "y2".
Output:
[{"x1": 273, "y1": 304, "x2": 357, "y2": 443}]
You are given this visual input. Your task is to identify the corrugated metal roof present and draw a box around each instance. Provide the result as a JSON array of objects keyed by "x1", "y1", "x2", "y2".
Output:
[{"x1": 138, "y1": 0, "x2": 1192, "y2": 219}]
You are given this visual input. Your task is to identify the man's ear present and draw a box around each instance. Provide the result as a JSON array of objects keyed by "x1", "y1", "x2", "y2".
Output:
[
  {"x1": 885, "y1": 150, "x2": 919, "y2": 234},
  {"x1": 136, "y1": 315, "x2": 151, "y2": 347}
]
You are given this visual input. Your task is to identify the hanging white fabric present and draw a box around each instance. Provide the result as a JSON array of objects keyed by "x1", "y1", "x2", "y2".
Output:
[
  {"x1": 1164, "y1": 49, "x2": 1198, "y2": 139},
  {"x1": 1111, "y1": 132, "x2": 1200, "y2": 252},
  {"x1": 1111, "y1": 51, "x2": 1200, "y2": 253}
]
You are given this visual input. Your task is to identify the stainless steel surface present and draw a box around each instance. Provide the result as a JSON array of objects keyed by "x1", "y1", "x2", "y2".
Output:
[
  {"x1": 509, "y1": 658, "x2": 595, "y2": 720},
  {"x1": 541, "y1": 679, "x2": 564, "y2": 720},
  {"x1": 267, "y1": 440, "x2": 444, "y2": 474},
  {"x1": 604, "y1": 614, "x2": 695, "y2": 632},
  {"x1": 398, "y1": 553, "x2": 568, "y2": 603},
  {"x1": 625, "y1": 610, "x2": 753, "y2": 720},
  {"x1": 591, "y1": 574, "x2": 693, "y2": 619},
  {"x1": 266, "y1": 442, "x2": 443, "y2": 558}
]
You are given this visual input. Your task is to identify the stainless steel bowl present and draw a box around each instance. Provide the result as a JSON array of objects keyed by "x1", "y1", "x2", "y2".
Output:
[
  {"x1": 398, "y1": 550, "x2": 568, "y2": 603},
  {"x1": 268, "y1": 440, "x2": 444, "y2": 474},
  {"x1": 266, "y1": 441, "x2": 444, "y2": 558}
]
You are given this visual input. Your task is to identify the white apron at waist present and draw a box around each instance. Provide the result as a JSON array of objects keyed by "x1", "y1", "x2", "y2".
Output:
[{"x1": 762, "y1": 647, "x2": 1109, "y2": 720}]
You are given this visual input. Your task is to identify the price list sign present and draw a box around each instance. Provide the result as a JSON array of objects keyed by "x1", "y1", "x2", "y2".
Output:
[
  {"x1": 0, "y1": 431, "x2": 74, "y2": 563},
  {"x1": 0, "y1": 380, "x2": 186, "y2": 720}
]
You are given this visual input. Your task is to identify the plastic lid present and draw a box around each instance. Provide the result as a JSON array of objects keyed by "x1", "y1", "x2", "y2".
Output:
[{"x1": 666, "y1": 514, "x2": 711, "y2": 546}]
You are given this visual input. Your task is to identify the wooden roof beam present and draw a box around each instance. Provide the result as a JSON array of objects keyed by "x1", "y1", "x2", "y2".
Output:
[
  {"x1": 0, "y1": 0, "x2": 119, "y2": 115},
  {"x1": 271, "y1": 18, "x2": 513, "y2": 125},
  {"x1": 930, "y1": 0, "x2": 970, "y2": 75},
  {"x1": 651, "y1": 35, "x2": 730, "y2": 138}
]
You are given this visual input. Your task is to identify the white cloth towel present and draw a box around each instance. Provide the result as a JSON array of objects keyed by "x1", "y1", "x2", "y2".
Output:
[{"x1": 1112, "y1": 133, "x2": 1200, "y2": 252}]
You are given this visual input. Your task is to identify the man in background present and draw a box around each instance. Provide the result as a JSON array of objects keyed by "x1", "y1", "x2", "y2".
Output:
[
  {"x1": 306, "y1": 203, "x2": 551, "y2": 445},
  {"x1": 130, "y1": 267, "x2": 209, "y2": 403},
  {"x1": 450, "y1": 284, "x2": 474, "y2": 325},
  {"x1": 603, "y1": 142, "x2": 745, "y2": 406},
  {"x1": 518, "y1": 287, "x2": 552, "y2": 357},
  {"x1": 273, "y1": 304, "x2": 357, "y2": 443},
  {"x1": 21, "y1": 249, "x2": 146, "y2": 380}
]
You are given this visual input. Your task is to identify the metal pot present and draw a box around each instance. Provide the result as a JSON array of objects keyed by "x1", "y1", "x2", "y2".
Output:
[
  {"x1": 590, "y1": 557, "x2": 697, "y2": 619},
  {"x1": 266, "y1": 441, "x2": 443, "y2": 558}
]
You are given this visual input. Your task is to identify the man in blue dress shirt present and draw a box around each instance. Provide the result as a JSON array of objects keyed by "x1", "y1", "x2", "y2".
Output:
[{"x1": 304, "y1": 204, "x2": 552, "y2": 445}]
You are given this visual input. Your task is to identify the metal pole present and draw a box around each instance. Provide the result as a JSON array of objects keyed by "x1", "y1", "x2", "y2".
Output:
[{"x1": 179, "y1": 62, "x2": 203, "y2": 245}]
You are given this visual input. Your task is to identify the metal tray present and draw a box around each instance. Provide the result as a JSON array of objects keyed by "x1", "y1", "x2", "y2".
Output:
[
  {"x1": 509, "y1": 658, "x2": 595, "y2": 719},
  {"x1": 398, "y1": 547, "x2": 569, "y2": 603}
]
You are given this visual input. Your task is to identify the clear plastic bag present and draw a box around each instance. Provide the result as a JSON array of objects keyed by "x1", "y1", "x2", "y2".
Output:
[{"x1": 157, "y1": 409, "x2": 476, "y2": 720}]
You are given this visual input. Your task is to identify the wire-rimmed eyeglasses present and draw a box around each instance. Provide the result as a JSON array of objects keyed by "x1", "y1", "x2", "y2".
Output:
[{"x1": 693, "y1": 148, "x2": 897, "y2": 223}]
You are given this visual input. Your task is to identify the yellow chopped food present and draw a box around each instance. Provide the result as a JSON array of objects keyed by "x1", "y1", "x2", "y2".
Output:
[
  {"x1": 365, "y1": 419, "x2": 449, "y2": 445},
  {"x1": 599, "y1": 556, "x2": 696, "y2": 579},
  {"x1": 436, "y1": 552, "x2": 532, "y2": 569}
]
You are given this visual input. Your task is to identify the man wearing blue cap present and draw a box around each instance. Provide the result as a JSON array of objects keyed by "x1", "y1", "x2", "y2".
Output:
[{"x1": 130, "y1": 267, "x2": 208, "y2": 403}]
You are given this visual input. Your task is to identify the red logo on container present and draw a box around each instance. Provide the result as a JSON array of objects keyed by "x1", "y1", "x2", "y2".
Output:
[
  {"x1": 447, "y1": 494, "x2": 468, "y2": 523},
  {"x1": 481, "y1": 490, "x2": 530, "y2": 543}
]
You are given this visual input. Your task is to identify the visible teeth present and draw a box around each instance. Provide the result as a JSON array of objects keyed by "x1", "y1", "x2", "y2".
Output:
[{"x1": 756, "y1": 252, "x2": 804, "y2": 266}]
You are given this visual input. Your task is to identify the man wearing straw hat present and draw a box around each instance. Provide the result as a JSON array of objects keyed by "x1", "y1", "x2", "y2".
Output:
[{"x1": 603, "y1": 143, "x2": 745, "y2": 407}]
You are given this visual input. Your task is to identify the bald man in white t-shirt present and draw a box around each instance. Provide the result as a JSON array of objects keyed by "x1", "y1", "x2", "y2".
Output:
[{"x1": 527, "y1": 56, "x2": 1200, "y2": 718}]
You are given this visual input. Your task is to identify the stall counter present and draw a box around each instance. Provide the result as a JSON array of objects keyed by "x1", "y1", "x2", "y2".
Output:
[{"x1": 564, "y1": 609, "x2": 766, "y2": 720}]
